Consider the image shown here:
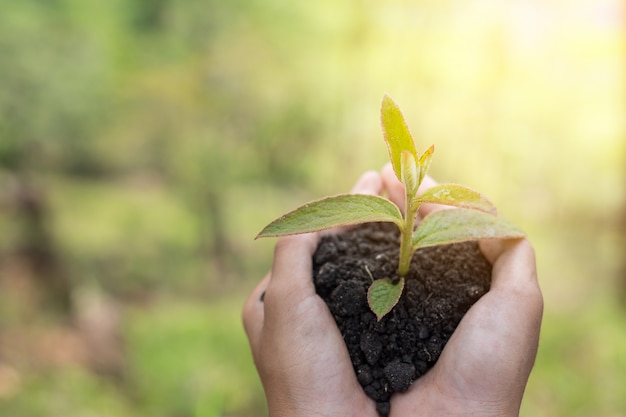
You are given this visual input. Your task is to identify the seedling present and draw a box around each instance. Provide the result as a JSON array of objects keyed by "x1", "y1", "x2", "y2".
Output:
[{"x1": 257, "y1": 95, "x2": 525, "y2": 319}]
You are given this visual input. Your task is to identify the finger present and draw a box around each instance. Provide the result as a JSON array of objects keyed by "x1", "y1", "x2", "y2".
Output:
[
  {"x1": 417, "y1": 174, "x2": 437, "y2": 195},
  {"x1": 269, "y1": 233, "x2": 318, "y2": 290},
  {"x1": 487, "y1": 239, "x2": 542, "y2": 301},
  {"x1": 381, "y1": 163, "x2": 404, "y2": 210},
  {"x1": 263, "y1": 232, "x2": 319, "y2": 319},
  {"x1": 381, "y1": 163, "x2": 445, "y2": 218},
  {"x1": 475, "y1": 239, "x2": 542, "y2": 348},
  {"x1": 262, "y1": 170, "x2": 382, "y2": 316},
  {"x1": 459, "y1": 239, "x2": 542, "y2": 387},
  {"x1": 351, "y1": 169, "x2": 383, "y2": 195},
  {"x1": 478, "y1": 239, "x2": 507, "y2": 265},
  {"x1": 321, "y1": 170, "x2": 383, "y2": 238},
  {"x1": 416, "y1": 175, "x2": 451, "y2": 219},
  {"x1": 242, "y1": 273, "x2": 270, "y2": 350}
]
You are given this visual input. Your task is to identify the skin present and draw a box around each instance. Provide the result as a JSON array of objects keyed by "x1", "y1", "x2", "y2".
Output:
[{"x1": 243, "y1": 164, "x2": 543, "y2": 417}]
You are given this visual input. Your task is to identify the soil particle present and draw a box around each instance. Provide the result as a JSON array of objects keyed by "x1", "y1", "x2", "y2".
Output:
[
  {"x1": 330, "y1": 281, "x2": 367, "y2": 316},
  {"x1": 376, "y1": 401, "x2": 391, "y2": 416},
  {"x1": 360, "y1": 331, "x2": 383, "y2": 365},
  {"x1": 384, "y1": 360, "x2": 416, "y2": 392},
  {"x1": 312, "y1": 222, "x2": 492, "y2": 417}
]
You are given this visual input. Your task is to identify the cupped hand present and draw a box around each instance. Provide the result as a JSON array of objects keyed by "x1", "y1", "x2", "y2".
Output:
[
  {"x1": 243, "y1": 171, "x2": 384, "y2": 417},
  {"x1": 380, "y1": 163, "x2": 543, "y2": 417},
  {"x1": 243, "y1": 164, "x2": 543, "y2": 417}
]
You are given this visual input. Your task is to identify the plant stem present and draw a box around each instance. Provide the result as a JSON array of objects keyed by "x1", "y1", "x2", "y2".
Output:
[{"x1": 398, "y1": 191, "x2": 419, "y2": 277}]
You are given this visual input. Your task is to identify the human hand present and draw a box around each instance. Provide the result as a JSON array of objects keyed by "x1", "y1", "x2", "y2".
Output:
[
  {"x1": 243, "y1": 172, "x2": 384, "y2": 417},
  {"x1": 243, "y1": 165, "x2": 543, "y2": 417},
  {"x1": 380, "y1": 163, "x2": 544, "y2": 417}
]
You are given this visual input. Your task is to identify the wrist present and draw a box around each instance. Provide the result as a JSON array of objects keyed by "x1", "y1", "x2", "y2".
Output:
[
  {"x1": 265, "y1": 386, "x2": 374, "y2": 417},
  {"x1": 390, "y1": 379, "x2": 521, "y2": 417}
]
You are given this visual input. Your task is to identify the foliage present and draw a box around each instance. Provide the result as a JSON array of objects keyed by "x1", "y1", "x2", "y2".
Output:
[
  {"x1": 258, "y1": 95, "x2": 524, "y2": 319},
  {"x1": 0, "y1": 297, "x2": 265, "y2": 417}
]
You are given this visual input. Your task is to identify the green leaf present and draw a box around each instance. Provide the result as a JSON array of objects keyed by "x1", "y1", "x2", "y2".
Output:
[
  {"x1": 412, "y1": 208, "x2": 525, "y2": 249},
  {"x1": 368, "y1": 277, "x2": 405, "y2": 321},
  {"x1": 381, "y1": 95, "x2": 418, "y2": 181},
  {"x1": 414, "y1": 184, "x2": 497, "y2": 214},
  {"x1": 418, "y1": 144, "x2": 435, "y2": 184},
  {"x1": 256, "y1": 194, "x2": 403, "y2": 238},
  {"x1": 401, "y1": 150, "x2": 419, "y2": 196}
]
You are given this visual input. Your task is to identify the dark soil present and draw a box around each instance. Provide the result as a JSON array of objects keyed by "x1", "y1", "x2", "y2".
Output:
[{"x1": 312, "y1": 222, "x2": 492, "y2": 417}]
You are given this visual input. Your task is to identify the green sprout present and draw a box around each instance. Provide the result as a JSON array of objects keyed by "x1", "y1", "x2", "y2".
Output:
[{"x1": 256, "y1": 95, "x2": 525, "y2": 320}]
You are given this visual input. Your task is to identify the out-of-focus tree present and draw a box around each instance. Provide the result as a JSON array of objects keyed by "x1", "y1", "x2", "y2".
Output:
[
  {"x1": 111, "y1": 0, "x2": 338, "y2": 280},
  {"x1": 0, "y1": 1, "x2": 117, "y2": 175},
  {"x1": 0, "y1": 1, "x2": 119, "y2": 314},
  {"x1": 0, "y1": 0, "x2": 346, "y2": 299}
]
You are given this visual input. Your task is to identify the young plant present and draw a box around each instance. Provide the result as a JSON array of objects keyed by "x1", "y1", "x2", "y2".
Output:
[{"x1": 256, "y1": 95, "x2": 525, "y2": 320}]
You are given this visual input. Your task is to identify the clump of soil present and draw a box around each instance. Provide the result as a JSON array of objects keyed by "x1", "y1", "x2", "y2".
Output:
[{"x1": 312, "y1": 222, "x2": 492, "y2": 416}]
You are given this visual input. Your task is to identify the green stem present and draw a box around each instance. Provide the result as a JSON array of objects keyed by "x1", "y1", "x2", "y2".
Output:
[{"x1": 398, "y1": 191, "x2": 419, "y2": 277}]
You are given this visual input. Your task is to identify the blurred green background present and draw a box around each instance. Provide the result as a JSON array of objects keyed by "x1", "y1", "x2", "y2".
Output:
[{"x1": 0, "y1": 0, "x2": 624, "y2": 416}]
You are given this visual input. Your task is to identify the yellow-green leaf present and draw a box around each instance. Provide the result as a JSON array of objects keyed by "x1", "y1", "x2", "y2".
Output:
[
  {"x1": 418, "y1": 144, "x2": 435, "y2": 184},
  {"x1": 401, "y1": 150, "x2": 419, "y2": 196},
  {"x1": 412, "y1": 208, "x2": 525, "y2": 249},
  {"x1": 256, "y1": 194, "x2": 403, "y2": 238},
  {"x1": 381, "y1": 95, "x2": 418, "y2": 181},
  {"x1": 368, "y1": 277, "x2": 405, "y2": 321},
  {"x1": 414, "y1": 184, "x2": 497, "y2": 214}
]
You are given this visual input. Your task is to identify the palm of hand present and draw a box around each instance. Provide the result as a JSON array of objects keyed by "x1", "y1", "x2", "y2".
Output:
[
  {"x1": 276, "y1": 292, "x2": 380, "y2": 416},
  {"x1": 390, "y1": 238, "x2": 541, "y2": 417}
]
